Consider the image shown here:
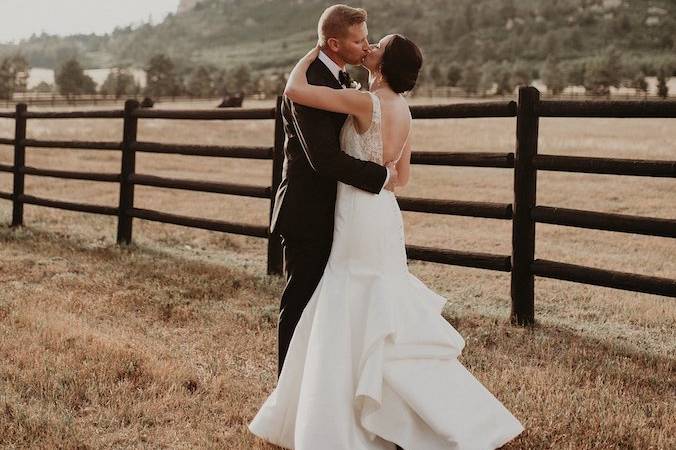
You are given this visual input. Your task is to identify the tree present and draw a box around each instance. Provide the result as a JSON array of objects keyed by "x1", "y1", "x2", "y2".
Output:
[
  {"x1": 584, "y1": 47, "x2": 623, "y2": 97},
  {"x1": 499, "y1": 0, "x2": 516, "y2": 22},
  {"x1": 541, "y1": 33, "x2": 561, "y2": 58},
  {"x1": 231, "y1": 65, "x2": 252, "y2": 93},
  {"x1": 479, "y1": 40, "x2": 498, "y2": 61},
  {"x1": 0, "y1": 60, "x2": 12, "y2": 100},
  {"x1": 30, "y1": 81, "x2": 54, "y2": 93},
  {"x1": 458, "y1": 62, "x2": 480, "y2": 95},
  {"x1": 428, "y1": 63, "x2": 444, "y2": 86},
  {"x1": 463, "y1": 2, "x2": 475, "y2": 31},
  {"x1": 510, "y1": 62, "x2": 531, "y2": 88},
  {"x1": 273, "y1": 72, "x2": 288, "y2": 96},
  {"x1": 0, "y1": 54, "x2": 30, "y2": 99},
  {"x1": 478, "y1": 61, "x2": 497, "y2": 95},
  {"x1": 541, "y1": 57, "x2": 566, "y2": 95},
  {"x1": 565, "y1": 61, "x2": 586, "y2": 87},
  {"x1": 212, "y1": 69, "x2": 230, "y2": 96},
  {"x1": 657, "y1": 66, "x2": 670, "y2": 99},
  {"x1": 442, "y1": 12, "x2": 470, "y2": 41},
  {"x1": 494, "y1": 63, "x2": 514, "y2": 95},
  {"x1": 568, "y1": 27, "x2": 584, "y2": 52},
  {"x1": 446, "y1": 63, "x2": 462, "y2": 87},
  {"x1": 454, "y1": 35, "x2": 477, "y2": 63},
  {"x1": 99, "y1": 68, "x2": 136, "y2": 99},
  {"x1": 612, "y1": 13, "x2": 632, "y2": 34},
  {"x1": 55, "y1": 58, "x2": 96, "y2": 96},
  {"x1": 186, "y1": 65, "x2": 214, "y2": 97},
  {"x1": 9, "y1": 55, "x2": 29, "y2": 94},
  {"x1": 630, "y1": 72, "x2": 648, "y2": 98},
  {"x1": 145, "y1": 54, "x2": 179, "y2": 97}
]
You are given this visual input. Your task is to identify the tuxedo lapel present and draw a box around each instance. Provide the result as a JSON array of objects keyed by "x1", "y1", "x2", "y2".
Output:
[{"x1": 310, "y1": 57, "x2": 344, "y2": 90}]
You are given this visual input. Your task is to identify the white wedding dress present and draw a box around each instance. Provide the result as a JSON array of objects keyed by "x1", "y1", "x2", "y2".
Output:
[{"x1": 248, "y1": 92, "x2": 525, "y2": 450}]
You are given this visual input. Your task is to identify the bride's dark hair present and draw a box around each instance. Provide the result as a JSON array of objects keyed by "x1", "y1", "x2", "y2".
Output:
[{"x1": 380, "y1": 35, "x2": 423, "y2": 94}]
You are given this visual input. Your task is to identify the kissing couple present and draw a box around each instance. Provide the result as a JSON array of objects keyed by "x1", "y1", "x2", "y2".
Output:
[{"x1": 248, "y1": 4, "x2": 525, "y2": 449}]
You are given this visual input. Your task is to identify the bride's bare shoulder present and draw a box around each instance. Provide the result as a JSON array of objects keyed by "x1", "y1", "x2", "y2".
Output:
[{"x1": 380, "y1": 94, "x2": 410, "y2": 116}]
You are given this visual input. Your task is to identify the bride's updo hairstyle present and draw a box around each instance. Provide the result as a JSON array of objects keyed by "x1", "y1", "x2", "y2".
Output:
[{"x1": 380, "y1": 35, "x2": 423, "y2": 94}]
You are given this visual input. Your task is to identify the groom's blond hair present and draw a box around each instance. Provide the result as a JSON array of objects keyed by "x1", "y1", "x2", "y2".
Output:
[{"x1": 317, "y1": 4, "x2": 367, "y2": 47}]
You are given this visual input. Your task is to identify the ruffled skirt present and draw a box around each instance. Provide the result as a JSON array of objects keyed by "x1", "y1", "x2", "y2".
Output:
[{"x1": 248, "y1": 184, "x2": 524, "y2": 449}]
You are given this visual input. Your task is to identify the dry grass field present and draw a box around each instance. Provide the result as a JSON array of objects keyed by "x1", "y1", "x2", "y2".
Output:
[{"x1": 0, "y1": 97, "x2": 674, "y2": 449}]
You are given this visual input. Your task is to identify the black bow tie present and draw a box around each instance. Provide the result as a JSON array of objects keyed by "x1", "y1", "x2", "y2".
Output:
[{"x1": 338, "y1": 70, "x2": 352, "y2": 87}]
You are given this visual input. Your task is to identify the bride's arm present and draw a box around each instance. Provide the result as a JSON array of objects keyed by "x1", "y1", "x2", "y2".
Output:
[
  {"x1": 395, "y1": 137, "x2": 412, "y2": 188},
  {"x1": 284, "y1": 46, "x2": 372, "y2": 117}
]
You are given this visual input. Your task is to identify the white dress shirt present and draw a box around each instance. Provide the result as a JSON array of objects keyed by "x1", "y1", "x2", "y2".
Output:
[
  {"x1": 316, "y1": 50, "x2": 391, "y2": 190},
  {"x1": 318, "y1": 50, "x2": 345, "y2": 85}
]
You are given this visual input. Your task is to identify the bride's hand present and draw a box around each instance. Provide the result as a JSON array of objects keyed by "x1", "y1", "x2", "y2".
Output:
[
  {"x1": 302, "y1": 46, "x2": 320, "y2": 61},
  {"x1": 384, "y1": 162, "x2": 399, "y2": 192},
  {"x1": 285, "y1": 46, "x2": 320, "y2": 96}
]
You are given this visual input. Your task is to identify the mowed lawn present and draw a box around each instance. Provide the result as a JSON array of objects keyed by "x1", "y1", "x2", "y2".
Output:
[{"x1": 0, "y1": 98, "x2": 674, "y2": 449}]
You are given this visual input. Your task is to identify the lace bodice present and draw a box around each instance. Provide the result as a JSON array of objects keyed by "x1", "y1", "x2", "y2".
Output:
[{"x1": 340, "y1": 91, "x2": 383, "y2": 165}]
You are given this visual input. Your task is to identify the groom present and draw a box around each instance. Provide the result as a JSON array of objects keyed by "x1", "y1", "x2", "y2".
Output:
[{"x1": 270, "y1": 4, "x2": 398, "y2": 377}]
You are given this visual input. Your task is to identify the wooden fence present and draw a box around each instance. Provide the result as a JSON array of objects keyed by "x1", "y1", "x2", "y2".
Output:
[
  {"x1": 6, "y1": 87, "x2": 675, "y2": 109},
  {"x1": 0, "y1": 94, "x2": 234, "y2": 108},
  {"x1": 0, "y1": 87, "x2": 674, "y2": 326}
]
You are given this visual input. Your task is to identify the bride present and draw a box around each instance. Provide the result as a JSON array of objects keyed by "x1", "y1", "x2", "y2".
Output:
[{"x1": 248, "y1": 34, "x2": 525, "y2": 450}]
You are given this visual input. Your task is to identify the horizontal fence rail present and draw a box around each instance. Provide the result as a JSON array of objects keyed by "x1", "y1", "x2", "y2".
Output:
[
  {"x1": 410, "y1": 101, "x2": 517, "y2": 119},
  {"x1": 128, "y1": 207, "x2": 269, "y2": 238},
  {"x1": 538, "y1": 100, "x2": 676, "y2": 118},
  {"x1": 131, "y1": 141, "x2": 273, "y2": 159},
  {"x1": 22, "y1": 139, "x2": 122, "y2": 151},
  {"x1": 410, "y1": 151, "x2": 514, "y2": 167},
  {"x1": 17, "y1": 194, "x2": 118, "y2": 216},
  {"x1": 532, "y1": 206, "x2": 676, "y2": 238},
  {"x1": 21, "y1": 166, "x2": 121, "y2": 183},
  {"x1": 532, "y1": 259, "x2": 676, "y2": 298},
  {"x1": 24, "y1": 110, "x2": 125, "y2": 119},
  {"x1": 130, "y1": 174, "x2": 271, "y2": 198},
  {"x1": 132, "y1": 108, "x2": 276, "y2": 120},
  {"x1": 533, "y1": 154, "x2": 676, "y2": 177},
  {"x1": 0, "y1": 91, "x2": 674, "y2": 329},
  {"x1": 1, "y1": 94, "x2": 238, "y2": 108},
  {"x1": 406, "y1": 245, "x2": 512, "y2": 272},
  {"x1": 397, "y1": 197, "x2": 513, "y2": 219}
]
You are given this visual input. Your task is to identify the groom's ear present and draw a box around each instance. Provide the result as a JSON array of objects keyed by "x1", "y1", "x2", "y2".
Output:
[{"x1": 326, "y1": 37, "x2": 341, "y2": 53}]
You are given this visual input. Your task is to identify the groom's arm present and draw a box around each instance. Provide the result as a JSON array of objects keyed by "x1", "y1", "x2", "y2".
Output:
[{"x1": 285, "y1": 97, "x2": 387, "y2": 194}]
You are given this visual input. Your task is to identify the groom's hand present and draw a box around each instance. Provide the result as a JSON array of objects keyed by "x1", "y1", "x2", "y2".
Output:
[{"x1": 384, "y1": 162, "x2": 399, "y2": 192}]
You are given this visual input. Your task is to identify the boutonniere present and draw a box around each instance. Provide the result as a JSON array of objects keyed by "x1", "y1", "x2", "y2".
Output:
[{"x1": 349, "y1": 80, "x2": 361, "y2": 90}]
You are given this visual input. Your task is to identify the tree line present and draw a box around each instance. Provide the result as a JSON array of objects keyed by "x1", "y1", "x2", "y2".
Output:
[
  {"x1": 0, "y1": 53, "x2": 289, "y2": 100},
  {"x1": 420, "y1": 46, "x2": 672, "y2": 98},
  {"x1": 0, "y1": 47, "x2": 672, "y2": 101}
]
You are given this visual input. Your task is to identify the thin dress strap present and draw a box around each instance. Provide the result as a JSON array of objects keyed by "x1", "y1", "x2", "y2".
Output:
[{"x1": 394, "y1": 109, "x2": 413, "y2": 163}]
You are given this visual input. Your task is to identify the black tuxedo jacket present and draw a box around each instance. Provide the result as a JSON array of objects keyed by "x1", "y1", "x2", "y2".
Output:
[{"x1": 270, "y1": 57, "x2": 388, "y2": 243}]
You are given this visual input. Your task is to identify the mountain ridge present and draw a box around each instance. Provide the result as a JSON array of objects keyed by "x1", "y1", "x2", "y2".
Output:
[{"x1": 1, "y1": 0, "x2": 674, "y2": 77}]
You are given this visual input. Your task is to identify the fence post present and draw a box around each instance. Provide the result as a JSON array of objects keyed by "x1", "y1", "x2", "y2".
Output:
[
  {"x1": 117, "y1": 99, "x2": 139, "y2": 245},
  {"x1": 510, "y1": 86, "x2": 539, "y2": 326},
  {"x1": 267, "y1": 96, "x2": 284, "y2": 275},
  {"x1": 11, "y1": 103, "x2": 27, "y2": 227}
]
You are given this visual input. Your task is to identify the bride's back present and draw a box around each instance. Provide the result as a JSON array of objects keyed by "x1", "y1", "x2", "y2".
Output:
[{"x1": 377, "y1": 92, "x2": 411, "y2": 164}]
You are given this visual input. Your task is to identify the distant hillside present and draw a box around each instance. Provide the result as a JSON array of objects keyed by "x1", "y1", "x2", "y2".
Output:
[
  {"x1": 1, "y1": 0, "x2": 675, "y2": 77},
  {"x1": 177, "y1": 0, "x2": 204, "y2": 14}
]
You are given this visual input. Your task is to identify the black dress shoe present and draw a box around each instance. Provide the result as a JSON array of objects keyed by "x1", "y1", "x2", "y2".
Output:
[{"x1": 395, "y1": 445, "x2": 404, "y2": 450}]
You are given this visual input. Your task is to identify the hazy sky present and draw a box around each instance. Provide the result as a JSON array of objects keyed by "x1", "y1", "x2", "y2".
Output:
[{"x1": 0, "y1": 0, "x2": 181, "y2": 44}]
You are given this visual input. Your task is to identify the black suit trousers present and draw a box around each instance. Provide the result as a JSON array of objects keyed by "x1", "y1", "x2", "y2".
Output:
[{"x1": 277, "y1": 234, "x2": 332, "y2": 377}]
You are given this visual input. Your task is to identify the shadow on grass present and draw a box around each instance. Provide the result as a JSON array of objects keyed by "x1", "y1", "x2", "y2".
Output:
[{"x1": 2, "y1": 224, "x2": 673, "y2": 449}]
